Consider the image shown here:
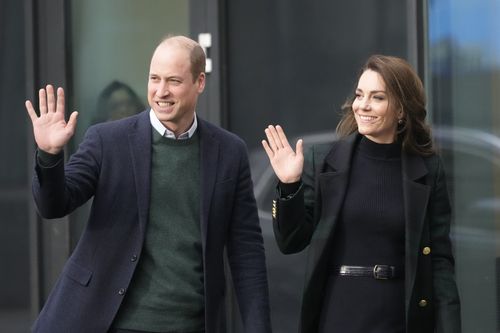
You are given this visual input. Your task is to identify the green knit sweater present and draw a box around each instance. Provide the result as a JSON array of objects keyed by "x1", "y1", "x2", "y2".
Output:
[{"x1": 113, "y1": 130, "x2": 204, "y2": 332}]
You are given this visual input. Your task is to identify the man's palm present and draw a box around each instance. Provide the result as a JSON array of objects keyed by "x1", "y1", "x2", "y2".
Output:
[{"x1": 26, "y1": 85, "x2": 78, "y2": 154}]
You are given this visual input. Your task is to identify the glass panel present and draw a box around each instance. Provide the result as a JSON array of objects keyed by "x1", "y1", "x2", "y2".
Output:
[
  {"x1": 69, "y1": 0, "x2": 189, "y2": 244},
  {"x1": 226, "y1": 1, "x2": 408, "y2": 331},
  {"x1": 428, "y1": 0, "x2": 500, "y2": 331},
  {"x1": 0, "y1": 1, "x2": 31, "y2": 331}
]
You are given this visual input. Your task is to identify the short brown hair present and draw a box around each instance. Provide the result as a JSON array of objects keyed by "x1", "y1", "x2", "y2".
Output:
[{"x1": 159, "y1": 35, "x2": 206, "y2": 82}]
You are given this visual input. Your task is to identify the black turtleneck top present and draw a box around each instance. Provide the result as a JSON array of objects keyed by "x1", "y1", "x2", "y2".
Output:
[{"x1": 319, "y1": 136, "x2": 405, "y2": 333}]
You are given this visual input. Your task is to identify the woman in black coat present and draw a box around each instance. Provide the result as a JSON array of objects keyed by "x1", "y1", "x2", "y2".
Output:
[{"x1": 262, "y1": 55, "x2": 461, "y2": 333}]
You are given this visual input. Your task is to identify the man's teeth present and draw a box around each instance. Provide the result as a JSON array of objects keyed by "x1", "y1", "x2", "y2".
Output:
[{"x1": 158, "y1": 102, "x2": 173, "y2": 107}]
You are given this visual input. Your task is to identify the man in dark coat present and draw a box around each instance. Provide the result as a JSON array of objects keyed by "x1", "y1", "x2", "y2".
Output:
[{"x1": 25, "y1": 35, "x2": 271, "y2": 333}]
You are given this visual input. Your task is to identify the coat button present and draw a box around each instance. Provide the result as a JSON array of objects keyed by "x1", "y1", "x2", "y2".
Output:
[
  {"x1": 418, "y1": 299, "x2": 428, "y2": 307},
  {"x1": 131, "y1": 254, "x2": 137, "y2": 262},
  {"x1": 118, "y1": 288, "x2": 126, "y2": 295},
  {"x1": 422, "y1": 247, "x2": 431, "y2": 255}
]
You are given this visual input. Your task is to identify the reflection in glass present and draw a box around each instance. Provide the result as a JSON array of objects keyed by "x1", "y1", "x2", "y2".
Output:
[
  {"x1": 92, "y1": 80, "x2": 145, "y2": 125},
  {"x1": 69, "y1": 0, "x2": 189, "y2": 247},
  {"x1": 428, "y1": 0, "x2": 500, "y2": 331}
]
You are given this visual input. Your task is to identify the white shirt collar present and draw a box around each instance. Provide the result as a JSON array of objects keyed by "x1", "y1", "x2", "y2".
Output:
[{"x1": 149, "y1": 109, "x2": 198, "y2": 140}]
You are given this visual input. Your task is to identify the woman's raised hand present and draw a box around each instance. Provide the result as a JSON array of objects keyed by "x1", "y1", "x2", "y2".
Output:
[
  {"x1": 262, "y1": 125, "x2": 304, "y2": 183},
  {"x1": 25, "y1": 85, "x2": 78, "y2": 155}
]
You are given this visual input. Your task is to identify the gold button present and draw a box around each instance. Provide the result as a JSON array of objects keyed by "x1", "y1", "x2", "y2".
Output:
[
  {"x1": 422, "y1": 247, "x2": 431, "y2": 255},
  {"x1": 418, "y1": 299, "x2": 427, "y2": 307}
]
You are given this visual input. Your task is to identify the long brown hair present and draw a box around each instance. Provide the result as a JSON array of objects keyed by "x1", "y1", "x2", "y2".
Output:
[{"x1": 336, "y1": 55, "x2": 435, "y2": 156}]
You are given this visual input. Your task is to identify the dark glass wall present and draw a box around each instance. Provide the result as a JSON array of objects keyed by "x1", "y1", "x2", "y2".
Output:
[
  {"x1": 225, "y1": 1, "x2": 408, "y2": 332},
  {"x1": 226, "y1": 0, "x2": 408, "y2": 153},
  {"x1": 0, "y1": 0, "x2": 31, "y2": 332}
]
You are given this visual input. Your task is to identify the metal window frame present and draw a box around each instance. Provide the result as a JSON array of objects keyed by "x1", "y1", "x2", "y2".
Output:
[
  {"x1": 407, "y1": 0, "x2": 427, "y2": 93},
  {"x1": 24, "y1": 0, "x2": 72, "y2": 317},
  {"x1": 190, "y1": 0, "x2": 228, "y2": 128}
]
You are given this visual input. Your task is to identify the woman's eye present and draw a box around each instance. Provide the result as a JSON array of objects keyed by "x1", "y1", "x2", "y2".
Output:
[{"x1": 373, "y1": 95, "x2": 385, "y2": 100}]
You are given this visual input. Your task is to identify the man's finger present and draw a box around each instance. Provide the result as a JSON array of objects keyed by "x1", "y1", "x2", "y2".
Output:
[
  {"x1": 46, "y1": 85, "x2": 56, "y2": 113},
  {"x1": 66, "y1": 111, "x2": 79, "y2": 133},
  {"x1": 39, "y1": 88, "x2": 47, "y2": 114},
  {"x1": 25, "y1": 100, "x2": 38, "y2": 122},
  {"x1": 56, "y1": 87, "x2": 65, "y2": 115}
]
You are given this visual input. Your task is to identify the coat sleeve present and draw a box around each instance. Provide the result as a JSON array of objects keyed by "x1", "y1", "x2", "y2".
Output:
[
  {"x1": 429, "y1": 157, "x2": 462, "y2": 332},
  {"x1": 32, "y1": 125, "x2": 102, "y2": 219},
  {"x1": 272, "y1": 145, "x2": 319, "y2": 254},
  {"x1": 226, "y1": 141, "x2": 272, "y2": 333}
]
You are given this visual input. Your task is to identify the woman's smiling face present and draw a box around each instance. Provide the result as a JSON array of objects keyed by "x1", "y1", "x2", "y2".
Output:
[{"x1": 352, "y1": 69, "x2": 400, "y2": 144}]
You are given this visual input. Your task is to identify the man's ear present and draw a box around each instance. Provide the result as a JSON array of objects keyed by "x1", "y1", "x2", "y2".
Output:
[{"x1": 197, "y1": 72, "x2": 206, "y2": 93}]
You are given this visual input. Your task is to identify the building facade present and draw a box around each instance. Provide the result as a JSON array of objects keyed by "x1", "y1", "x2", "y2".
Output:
[{"x1": 1, "y1": 0, "x2": 498, "y2": 331}]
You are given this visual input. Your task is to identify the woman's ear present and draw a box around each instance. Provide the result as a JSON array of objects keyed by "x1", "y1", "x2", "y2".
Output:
[{"x1": 397, "y1": 110, "x2": 404, "y2": 124}]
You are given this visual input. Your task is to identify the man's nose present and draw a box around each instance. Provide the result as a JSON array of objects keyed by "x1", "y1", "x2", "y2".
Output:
[{"x1": 156, "y1": 81, "x2": 170, "y2": 96}]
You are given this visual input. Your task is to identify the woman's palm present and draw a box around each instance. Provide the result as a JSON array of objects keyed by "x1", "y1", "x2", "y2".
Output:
[{"x1": 262, "y1": 125, "x2": 304, "y2": 183}]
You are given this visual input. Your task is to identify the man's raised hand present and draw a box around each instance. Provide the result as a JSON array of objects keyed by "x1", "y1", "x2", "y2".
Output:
[{"x1": 25, "y1": 85, "x2": 78, "y2": 154}]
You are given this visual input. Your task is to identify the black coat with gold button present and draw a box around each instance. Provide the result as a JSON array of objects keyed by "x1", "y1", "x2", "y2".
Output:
[{"x1": 273, "y1": 133, "x2": 461, "y2": 333}]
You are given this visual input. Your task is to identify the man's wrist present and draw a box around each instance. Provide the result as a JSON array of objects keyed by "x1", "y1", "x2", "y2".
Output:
[{"x1": 37, "y1": 148, "x2": 63, "y2": 167}]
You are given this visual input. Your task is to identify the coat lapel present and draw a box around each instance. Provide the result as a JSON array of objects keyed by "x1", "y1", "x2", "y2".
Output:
[
  {"x1": 319, "y1": 132, "x2": 359, "y2": 231},
  {"x1": 402, "y1": 151, "x2": 431, "y2": 313},
  {"x1": 127, "y1": 111, "x2": 152, "y2": 236},
  {"x1": 198, "y1": 118, "x2": 219, "y2": 250},
  {"x1": 306, "y1": 133, "x2": 359, "y2": 277}
]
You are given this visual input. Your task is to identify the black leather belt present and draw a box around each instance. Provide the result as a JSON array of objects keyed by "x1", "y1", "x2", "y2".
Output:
[{"x1": 335, "y1": 265, "x2": 402, "y2": 280}]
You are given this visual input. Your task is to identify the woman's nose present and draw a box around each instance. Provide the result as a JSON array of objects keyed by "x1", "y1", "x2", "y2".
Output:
[{"x1": 361, "y1": 97, "x2": 371, "y2": 110}]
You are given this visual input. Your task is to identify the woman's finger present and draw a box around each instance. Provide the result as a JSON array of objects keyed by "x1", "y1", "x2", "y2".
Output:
[
  {"x1": 265, "y1": 127, "x2": 279, "y2": 152},
  {"x1": 276, "y1": 125, "x2": 291, "y2": 149},
  {"x1": 296, "y1": 139, "x2": 303, "y2": 157},
  {"x1": 262, "y1": 140, "x2": 274, "y2": 159},
  {"x1": 268, "y1": 125, "x2": 284, "y2": 149}
]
